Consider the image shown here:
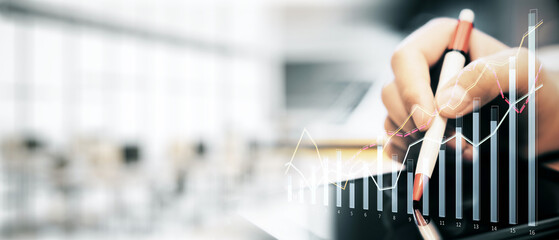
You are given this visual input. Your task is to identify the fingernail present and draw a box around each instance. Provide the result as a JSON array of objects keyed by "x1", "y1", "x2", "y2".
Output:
[{"x1": 436, "y1": 86, "x2": 471, "y2": 115}]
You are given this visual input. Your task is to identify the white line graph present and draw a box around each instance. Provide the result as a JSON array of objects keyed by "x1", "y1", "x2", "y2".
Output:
[{"x1": 285, "y1": 84, "x2": 543, "y2": 192}]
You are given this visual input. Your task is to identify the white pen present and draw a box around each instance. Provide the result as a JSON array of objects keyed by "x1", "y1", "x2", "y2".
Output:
[{"x1": 413, "y1": 9, "x2": 475, "y2": 202}]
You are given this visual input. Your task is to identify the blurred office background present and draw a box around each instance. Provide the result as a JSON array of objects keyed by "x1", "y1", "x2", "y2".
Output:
[{"x1": 0, "y1": 0, "x2": 557, "y2": 239}]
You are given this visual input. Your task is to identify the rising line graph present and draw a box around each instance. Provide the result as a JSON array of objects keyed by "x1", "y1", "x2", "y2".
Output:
[
  {"x1": 285, "y1": 84, "x2": 542, "y2": 192},
  {"x1": 284, "y1": 20, "x2": 544, "y2": 192},
  {"x1": 385, "y1": 19, "x2": 542, "y2": 138}
]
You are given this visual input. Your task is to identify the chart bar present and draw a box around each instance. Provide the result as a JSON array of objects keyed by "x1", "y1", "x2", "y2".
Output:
[
  {"x1": 392, "y1": 155, "x2": 398, "y2": 213},
  {"x1": 311, "y1": 167, "x2": 317, "y2": 205},
  {"x1": 473, "y1": 98, "x2": 480, "y2": 221},
  {"x1": 287, "y1": 175, "x2": 292, "y2": 202},
  {"x1": 509, "y1": 56, "x2": 517, "y2": 224},
  {"x1": 423, "y1": 174, "x2": 429, "y2": 216},
  {"x1": 364, "y1": 166, "x2": 369, "y2": 210},
  {"x1": 407, "y1": 159, "x2": 413, "y2": 215},
  {"x1": 528, "y1": 9, "x2": 537, "y2": 227},
  {"x1": 350, "y1": 179, "x2": 355, "y2": 209},
  {"x1": 323, "y1": 158, "x2": 329, "y2": 206},
  {"x1": 299, "y1": 179, "x2": 305, "y2": 203},
  {"x1": 456, "y1": 116, "x2": 463, "y2": 220},
  {"x1": 377, "y1": 137, "x2": 383, "y2": 212},
  {"x1": 337, "y1": 151, "x2": 342, "y2": 207},
  {"x1": 439, "y1": 144, "x2": 446, "y2": 218},
  {"x1": 491, "y1": 106, "x2": 499, "y2": 223}
]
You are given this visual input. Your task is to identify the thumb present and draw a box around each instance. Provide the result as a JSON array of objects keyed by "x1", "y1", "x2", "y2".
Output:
[{"x1": 435, "y1": 48, "x2": 531, "y2": 118}]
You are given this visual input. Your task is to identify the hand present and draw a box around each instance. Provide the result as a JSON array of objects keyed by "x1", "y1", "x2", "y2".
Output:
[{"x1": 382, "y1": 17, "x2": 559, "y2": 161}]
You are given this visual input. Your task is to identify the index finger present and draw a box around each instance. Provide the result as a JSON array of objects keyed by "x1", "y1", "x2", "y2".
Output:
[
  {"x1": 391, "y1": 17, "x2": 508, "y2": 131},
  {"x1": 391, "y1": 18, "x2": 458, "y2": 132}
]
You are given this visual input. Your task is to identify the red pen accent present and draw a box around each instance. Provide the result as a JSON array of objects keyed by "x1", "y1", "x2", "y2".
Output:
[
  {"x1": 448, "y1": 20, "x2": 473, "y2": 52},
  {"x1": 413, "y1": 173, "x2": 426, "y2": 201}
]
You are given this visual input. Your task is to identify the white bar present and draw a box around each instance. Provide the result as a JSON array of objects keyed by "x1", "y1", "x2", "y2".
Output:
[
  {"x1": 392, "y1": 155, "x2": 398, "y2": 213},
  {"x1": 299, "y1": 179, "x2": 305, "y2": 203},
  {"x1": 473, "y1": 99, "x2": 480, "y2": 221},
  {"x1": 377, "y1": 137, "x2": 383, "y2": 211},
  {"x1": 423, "y1": 174, "x2": 429, "y2": 216},
  {"x1": 528, "y1": 9, "x2": 537, "y2": 227},
  {"x1": 491, "y1": 107, "x2": 498, "y2": 223},
  {"x1": 407, "y1": 159, "x2": 413, "y2": 215},
  {"x1": 311, "y1": 167, "x2": 317, "y2": 205},
  {"x1": 364, "y1": 167, "x2": 369, "y2": 210},
  {"x1": 350, "y1": 180, "x2": 355, "y2": 209},
  {"x1": 509, "y1": 56, "x2": 517, "y2": 224},
  {"x1": 287, "y1": 175, "x2": 292, "y2": 202},
  {"x1": 439, "y1": 145, "x2": 446, "y2": 218},
  {"x1": 337, "y1": 150, "x2": 342, "y2": 207},
  {"x1": 323, "y1": 158, "x2": 329, "y2": 206},
  {"x1": 456, "y1": 117, "x2": 463, "y2": 220}
]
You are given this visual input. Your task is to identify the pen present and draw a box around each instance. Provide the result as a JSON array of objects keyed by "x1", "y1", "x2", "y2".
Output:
[
  {"x1": 413, "y1": 9, "x2": 475, "y2": 202},
  {"x1": 413, "y1": 207, "x2": 442, "y2": 240}
]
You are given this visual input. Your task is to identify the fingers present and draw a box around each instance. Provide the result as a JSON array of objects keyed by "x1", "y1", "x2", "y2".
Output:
[
  {"x1": 384, "y1": 143, "x2": 405, "y2": 163},
  {"x1": 382, "y1": 80, "x2": 423, "y2": 163},
  {"x1": 463, "y1": 145, "x2": 473, "y2": 162},
  {"x1": 391, "y1": 17, "x2": 511, "y2": 127},
  {"x1": 384, "y1": 138, "x2": 406, "y2": 163},
  {"x1": 381, "y1": 82, "x2": 419, "y2": 133},
  {"x1": 383, "y1": 118, "x2": 408, "y2": 162},
  {"x1": 435, "y1": 48, "x2": 533, "y2": 118},
  {"x1": 391, "y1": 18, "x2": 457, "y2": 130},
  {"x1": 384, "y1": 118, "x2": 413, "y2": 150},
  {"x1": 468, "y1": 27, "x2": 509, "y2": 60}
]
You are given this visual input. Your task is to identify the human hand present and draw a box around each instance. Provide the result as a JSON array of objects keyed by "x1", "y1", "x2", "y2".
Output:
[{"x1": 382, "y1": 17, "x2": 559, "y2": 161}]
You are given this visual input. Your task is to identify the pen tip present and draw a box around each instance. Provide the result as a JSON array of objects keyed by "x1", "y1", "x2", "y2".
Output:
[{"x1": 413, "y1": 173, "x2": 427, "y2": 201}]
